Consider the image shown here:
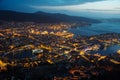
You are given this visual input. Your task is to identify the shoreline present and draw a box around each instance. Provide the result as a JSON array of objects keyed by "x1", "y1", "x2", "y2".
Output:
[{"x1": 0, "y1": 21, "x2": 120, "y2": 80}]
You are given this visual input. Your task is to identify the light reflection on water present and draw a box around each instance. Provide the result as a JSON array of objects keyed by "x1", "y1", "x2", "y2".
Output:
[
  {"x1": 91, "y1": 45, "x2": 120, "y2": 55},
  {"x1": 68, "y1": 22, "x2": 120, "y2": 54}
]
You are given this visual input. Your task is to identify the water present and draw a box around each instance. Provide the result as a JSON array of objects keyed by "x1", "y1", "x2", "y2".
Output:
[
  {"x1": 68, "y1": 22, "x2": 120, "y2": 36},
  {"x1": 91, "y1": 45, "x2": 120, "y2": 55},
  {"x1": 68, "y1": 21, "x2": 120, "y2": 54}
]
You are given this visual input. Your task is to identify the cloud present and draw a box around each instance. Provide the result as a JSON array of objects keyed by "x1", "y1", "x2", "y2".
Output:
[
  {"x1": 44, "y1": 0, "x2": 104, "y2": 6},
  {"x1": 30, "y1": 0, "x2": 120, "y2": 14},
  {"x1": 0, "y1": 0, "x2": 104, "y2": 6},
  {"x1": 29, "y1": 0, "x2": 105, "y2": 6},
  {"x1": 115, "y1": 8, "x2": 120, "y2": 10}
]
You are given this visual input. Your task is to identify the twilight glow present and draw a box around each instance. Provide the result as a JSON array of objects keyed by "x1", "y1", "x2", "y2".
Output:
[
  {"x1": 31, "y1": 0, "x2": 120, "y2": 14},
  {"x1": 0, "y1": 0, "x2": 120, "y2": 18}
]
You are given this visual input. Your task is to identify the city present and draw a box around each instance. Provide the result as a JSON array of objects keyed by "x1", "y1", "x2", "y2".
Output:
[
  {"x1": 0, "y1": 21, "x2": 120, "y2": 80},
  {"x1": 0, "y1": 0, "x2": 120, "y2": 80}
]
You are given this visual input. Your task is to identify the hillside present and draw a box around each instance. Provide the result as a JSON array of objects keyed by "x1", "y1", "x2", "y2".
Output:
[{"x1": 0, "y1": 10, "x2": 100, "y2": 23}]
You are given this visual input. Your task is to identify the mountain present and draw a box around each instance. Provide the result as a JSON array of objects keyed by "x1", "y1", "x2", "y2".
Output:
[{"x1": 0, "y1": 10, "x2": 100, "y2": 23}]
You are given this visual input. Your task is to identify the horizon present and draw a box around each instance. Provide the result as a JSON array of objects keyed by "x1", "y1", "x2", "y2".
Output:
[
  {"x1": 0, "y1": 9, "x2": 120, "y2": 20},
  {"x1": 0, "y1": 0, "x2": 120, "y2": 18}
]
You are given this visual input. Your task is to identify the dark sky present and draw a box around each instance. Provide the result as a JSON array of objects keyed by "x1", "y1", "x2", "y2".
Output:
[{"x1": 0, "y1": 0, "x2": 120, "y2": 18}]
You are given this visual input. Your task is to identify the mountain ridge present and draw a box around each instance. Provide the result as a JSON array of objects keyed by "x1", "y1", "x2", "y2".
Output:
[{"x1": 0, "y1": 10, "x2": 100, "y2": 23}]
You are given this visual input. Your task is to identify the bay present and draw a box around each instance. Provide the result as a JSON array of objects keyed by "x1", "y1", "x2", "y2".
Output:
[
  {"x1": 68, "y1": 21, "x2": 120, "y2": 54},
  {"x1": 68, "y1": 22, "x2": 120, "y2": 36}
]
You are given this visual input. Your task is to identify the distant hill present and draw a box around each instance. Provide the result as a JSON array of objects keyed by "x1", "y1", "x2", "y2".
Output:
[
  {"x1": 0, "y1": 10, "x2": 100, "y2": 23},
  {"x1": 100, "y1": 18, "x2": 120, "y2": 23},
  {"x1": 105, "y1": 19, "x2": 120, "y2": 23}
]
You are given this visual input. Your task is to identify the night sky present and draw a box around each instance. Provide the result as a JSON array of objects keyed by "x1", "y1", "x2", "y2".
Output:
[{"x1": 0, "y1": 0, "x2": 120, "y2": 18}]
